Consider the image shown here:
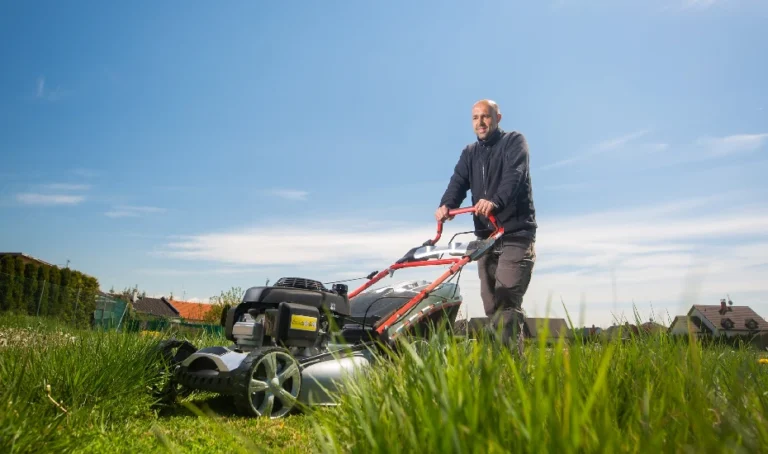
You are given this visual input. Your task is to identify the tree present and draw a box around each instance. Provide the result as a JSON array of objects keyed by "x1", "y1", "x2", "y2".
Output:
[
  {"x1": 0, "y1": 255, "x2": 15, "y2": 311},
  {"x1": 204, "y1": 286, "x2": 245, "y2": 324},
  {"x1": 11, "y1": 257, "x2": 25, "y2": 312},
  {"x1": 22, "y1": 263, "x2": 38, "y2": 315}
]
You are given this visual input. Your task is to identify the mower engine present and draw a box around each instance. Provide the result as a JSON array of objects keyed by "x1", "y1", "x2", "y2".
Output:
[{"x1": 225, "y1": 277, "x2": 350, "y2": 357}]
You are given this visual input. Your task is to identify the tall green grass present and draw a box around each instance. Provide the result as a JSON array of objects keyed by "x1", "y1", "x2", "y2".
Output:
[
  {"x1": 2, "y1": 311, "x2": 767, "y2": 453},
  {"x1": 0, "y1": 313, "x2": 225, "y2": 453},
  {"x1": 311, "y1": 325, "x2": 768, "y2": 453}
]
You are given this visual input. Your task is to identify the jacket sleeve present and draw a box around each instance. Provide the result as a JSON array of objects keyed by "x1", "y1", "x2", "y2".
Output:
[
  {"x1": 439, "y1": 148, "x2": 471, "y2": 209},
  {"x1": 490, "y1": 133, "x2": 528, "y2": 211}
]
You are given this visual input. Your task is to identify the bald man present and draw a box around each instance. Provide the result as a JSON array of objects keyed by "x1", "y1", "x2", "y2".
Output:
[{"x1": 436, "y1": 100, "x2": 537, "y2": 355}]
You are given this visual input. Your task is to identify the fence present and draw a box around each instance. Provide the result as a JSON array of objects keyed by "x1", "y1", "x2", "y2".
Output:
[{"x1": 92, "y1": 293, "x2": 130, "y2": 330}]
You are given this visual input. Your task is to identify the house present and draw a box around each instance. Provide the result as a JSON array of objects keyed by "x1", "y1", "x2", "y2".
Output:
[
  {"x1": 524, "y1": 317, "x2": 572, "y2": 344},
  {"x1": 604, "y1": 323, "x2": 640, "y2": 340},
  {"x1": 128, "y1": 296, "x2": 181, "y2": 332},
  {"x1": 668, "y1": 301, "x2": 768, "y2": 339},
  {"x1": 640, "y1": 321, "x2": 667, "y2": 334},
  {"x1": 169, "y1": 300, "x2": 215, "y2": 323}
]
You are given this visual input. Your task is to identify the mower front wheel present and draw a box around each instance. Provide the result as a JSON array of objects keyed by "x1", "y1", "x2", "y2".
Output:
[
  {"x1": 233, "y1": 346, "x2": 302, "y2": 418},
  {"x1": 152, "y1": 338, "x2": 197, "y2": 405}
]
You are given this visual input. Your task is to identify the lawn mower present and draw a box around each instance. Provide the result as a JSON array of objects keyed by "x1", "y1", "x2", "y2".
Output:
[{"x1": 154, "y1": 206, "x2": 505, "y2": 418}]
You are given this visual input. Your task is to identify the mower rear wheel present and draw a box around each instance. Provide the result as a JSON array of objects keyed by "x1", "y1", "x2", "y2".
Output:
[{"x1": 233, "y1": 346, "x2": 302, "y2": 418}]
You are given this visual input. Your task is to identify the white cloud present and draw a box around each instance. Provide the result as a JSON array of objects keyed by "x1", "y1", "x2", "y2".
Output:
[
  {"x1": 156, "y1": 195, "x2": 768, "y2": 327},
  {"x1": 268, "y1": 189, "x2": 309, "y2": 201},
  {"x1": 186, "y1": 297, "x2": 211, "y2": 304},
  {"x1": 136, "y1": 267, "x2": 269, "y2": 277},
  {"x1": 105, "y1": 205, "x2": 166, "y2": 218},
  {"x1": 72, "y1": 168, "x2": 99, "y2": 178},
  {"x1": 540, "y1": 129, "x2": 650, "y2": 170},
  {"x1": 639, "y1": 132, "x2": 768, "y2": 171},
  {"x1": 42, "y1": 183, "x2": 91, "y2": 191},
  {"x1": 696, "y1": 133, "x2": 768, "y2": 157},
  {"x1": 681, "y1": 0, "x2": 719, "y2": 9},
  {"x1": 34, "y1": 75, "x2": 68, "y2": 102},
  {"x1": 36, "y1": 77, "x2": 45, "y2": 98},
  {"x1": 16, "y1": 193, "x2": 85, "y2": 206}
]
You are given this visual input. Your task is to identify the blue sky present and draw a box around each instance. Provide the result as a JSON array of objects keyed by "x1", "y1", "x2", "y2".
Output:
[{"x1": 2, "y1": 1, "x2": 767, "y2": 327}]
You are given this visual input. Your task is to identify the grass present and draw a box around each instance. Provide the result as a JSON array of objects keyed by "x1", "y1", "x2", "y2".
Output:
[{"x1": 1, "y1": 312, "x2": 767, "y2": 453}]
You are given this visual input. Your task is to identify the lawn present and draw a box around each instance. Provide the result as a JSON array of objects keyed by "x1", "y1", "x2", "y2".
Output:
[{"x1": 1, "y1": 312, "x2": 767, "y2": 453}]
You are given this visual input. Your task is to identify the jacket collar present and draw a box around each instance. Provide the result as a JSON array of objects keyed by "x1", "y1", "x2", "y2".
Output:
[{"x1": 477, "y1": 127, "x2": 503, "y2": 147}]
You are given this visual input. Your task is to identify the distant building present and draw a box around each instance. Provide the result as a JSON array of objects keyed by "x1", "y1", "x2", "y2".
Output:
[
  {"x1": 131, "y1": 296, "x2": 181, "y2": 320},
  {"x1": 169, "y1": 300, "x2": 215, "y2": 323},
  {"x1": 523, "y1": 317, "x2": 572, "y2": 343},
  {"x1": 668, "y1": 302, "x2": 768, "y2": 338}
]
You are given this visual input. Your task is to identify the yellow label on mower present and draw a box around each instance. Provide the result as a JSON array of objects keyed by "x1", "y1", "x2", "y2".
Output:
[{"x1": 290, "y1": 314, "x2": 318, "y2": 332}]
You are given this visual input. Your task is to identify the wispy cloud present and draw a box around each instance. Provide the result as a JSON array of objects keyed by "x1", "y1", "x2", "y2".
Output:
[
  {"x1": 696, "y1": 133, "x2": 768, "y2": 157},
  {"x1": 72, "y1": 168, "x2": 100, "y2": 178},
  {"x1": 658, "y1": 0, "x2": 721, "y2": 12},
  {"x1": 155, "y1": 194, "x2": 768, "y2": 326},
  {"x1": 680, "y1": 0, "x2": 719, "y2": 9},
  {"x1": 540, "y1": 129, "x2": 651, "y2": 170},
  {"x1": 42, "y1": 183, "x2": 91, "y2": 191},
  {"x1": 34, "y1": 76, "x2": 69, "y2": 102},
  {"x1": 640, "y1": 132, "x2": 768, "y2": 171},
  {"x1": 136, "y1": 267, "x2": 269, "y2": 277},
  {"x1": 268, "y1": 189, "x2": 309, "y2": 201},
  {"x1": 105, "y1": 205, "x2": 166, "y2": 218},
  {"x1": 158, "y1": 220, "x2": 425, "y2": 267},
  {"x1": 16, "y1": 193, "x2": 85, "y2": 206},
  {"x1": 36, "y1": 77, "x2": 45, "y2": 98}
]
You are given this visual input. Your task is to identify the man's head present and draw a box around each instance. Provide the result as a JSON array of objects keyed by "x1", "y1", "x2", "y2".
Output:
[{"x1": 472, "y1": 99, "x2": 502, "y2": 140}]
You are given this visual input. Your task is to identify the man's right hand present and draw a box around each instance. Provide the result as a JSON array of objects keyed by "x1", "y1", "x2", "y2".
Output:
[{"x1": 435, "y1": 205, "x2": 454, "y2": 222}]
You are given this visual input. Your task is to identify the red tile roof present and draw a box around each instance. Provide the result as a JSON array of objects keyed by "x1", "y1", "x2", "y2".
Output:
[{"x1": 170, "y1": 300, "x2": 216, "y2": 322}]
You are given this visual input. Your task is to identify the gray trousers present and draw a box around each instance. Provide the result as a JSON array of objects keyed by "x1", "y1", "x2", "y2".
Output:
[{"x1": 477, "y1": 235, "x2": 536, "y2": 352}]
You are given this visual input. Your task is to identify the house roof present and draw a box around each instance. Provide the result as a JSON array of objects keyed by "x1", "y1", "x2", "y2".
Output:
[
  {"x1": 668, "y1": 316, "x2": 696, "y2": 332},
  {"x1": 132, "y1": 296, "x2": 180, "y2": 318},
  {"x1": 524, "y1": 317, "x2": 571, "y2": 338},
  {"x1": 691, "y1": 305, "x2": 768, "y2": 332},
  {"x1": 640, "y1": 321, "x2": 666, "y2": 332},
  {"x1": 170, "y1": 301, "x2": 215, "y2": 321}
]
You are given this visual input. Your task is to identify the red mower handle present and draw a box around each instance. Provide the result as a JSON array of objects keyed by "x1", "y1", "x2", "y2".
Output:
[{"x1": 426, "y1": 206, "x2": 503, "y2": 246}]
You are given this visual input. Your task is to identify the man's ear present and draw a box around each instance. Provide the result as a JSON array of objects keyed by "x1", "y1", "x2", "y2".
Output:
[{"x1": 496, "y1": 113, "x2": 502, "y2": 124}]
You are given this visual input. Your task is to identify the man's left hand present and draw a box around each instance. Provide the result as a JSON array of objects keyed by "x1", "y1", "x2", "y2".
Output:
[{"x1": 475, "y1": 199, "x2": 496, "y2": 217}]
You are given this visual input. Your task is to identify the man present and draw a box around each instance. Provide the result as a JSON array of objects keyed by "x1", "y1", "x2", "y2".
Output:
[{"x1": 435, "y1": 99, "x2": 537, "y2": 354}]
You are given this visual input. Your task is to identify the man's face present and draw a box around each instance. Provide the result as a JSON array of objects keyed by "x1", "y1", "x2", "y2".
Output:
[{"x1": 472, "y1": 103, "x2": 499, "y2": 140}]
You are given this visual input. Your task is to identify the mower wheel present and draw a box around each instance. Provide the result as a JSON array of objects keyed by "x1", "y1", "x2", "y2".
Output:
[
  {"x1": 233, "y1": 346, "x2": 302, "y2": 418},
  {"x1": 152, "y1": 338, "x2": 197, "y2": 404}
]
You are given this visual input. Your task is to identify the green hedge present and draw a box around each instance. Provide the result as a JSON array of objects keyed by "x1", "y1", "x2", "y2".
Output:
[{"x1": 0, "y1": 256, "x2": 99, "y2": 328}]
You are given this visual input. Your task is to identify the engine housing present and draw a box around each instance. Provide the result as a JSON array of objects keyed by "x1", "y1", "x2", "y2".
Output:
[{"x1": 224, "y1": 277, "x2": 346, "y2": 352}]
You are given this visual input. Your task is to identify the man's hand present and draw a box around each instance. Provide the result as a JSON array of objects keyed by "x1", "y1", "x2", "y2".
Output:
[
  {"x1": 435, "y1": 205, "x2": 454, "y2": 222},
  {"x1": 475, "y1": 199, "x2": 496, "y2": 217}
]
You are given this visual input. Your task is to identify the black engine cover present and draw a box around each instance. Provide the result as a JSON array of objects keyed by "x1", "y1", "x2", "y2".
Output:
[
  {"x1": 271, "y1": 302, "x2": 319, "y2": 348},
  {"x1": 241, "y1": 286, "x2": 350, "y2": 316},
  {"x1": 224, "y1": 277, "x2": 351, "y2": 343}
]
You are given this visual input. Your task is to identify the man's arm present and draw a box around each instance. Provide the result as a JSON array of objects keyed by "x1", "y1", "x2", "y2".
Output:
[
  {"x1": 489, "y1": 133, "x2": 529, "y2": 211},
  {"x1": 439, "y1": 148, "x2": 471, "y2": 209}
]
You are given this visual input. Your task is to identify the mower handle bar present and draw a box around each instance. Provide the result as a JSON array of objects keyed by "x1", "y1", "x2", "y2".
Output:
[{"x1": 427, "y1": 206, "x2": 502, "y2": 246}]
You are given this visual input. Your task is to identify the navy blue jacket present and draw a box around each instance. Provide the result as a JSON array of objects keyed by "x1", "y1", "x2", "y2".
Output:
[{"x1": 439, "y1": 128, "x2": 537, "y2": 240}]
